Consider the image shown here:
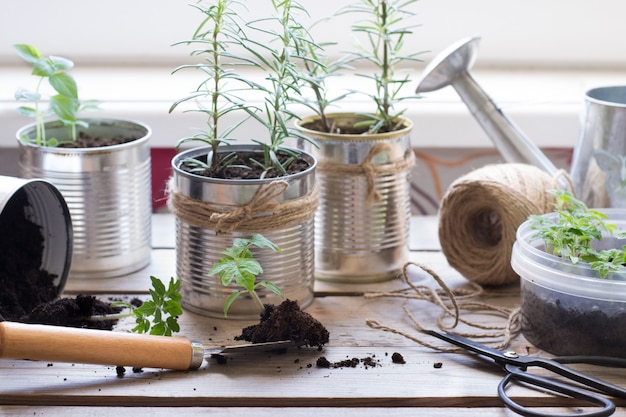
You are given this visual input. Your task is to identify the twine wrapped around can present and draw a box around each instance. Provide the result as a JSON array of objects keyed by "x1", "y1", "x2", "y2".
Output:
[{"x1": 438, "y1": 163, "x2": 559, "y2": 286}]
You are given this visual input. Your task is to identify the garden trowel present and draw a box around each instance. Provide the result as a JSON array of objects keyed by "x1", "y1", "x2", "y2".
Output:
[{"x1": 0, "y1": 321, "x2": 297, "y2": 370}]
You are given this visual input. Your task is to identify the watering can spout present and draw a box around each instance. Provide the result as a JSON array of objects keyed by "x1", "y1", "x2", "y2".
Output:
[{"x1": 416, "y1": 37, "x2": 561, "y2": 179}]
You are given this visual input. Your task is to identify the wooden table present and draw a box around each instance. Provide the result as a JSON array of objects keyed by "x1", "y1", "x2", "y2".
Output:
[{"x1": 2, "y1": 214, "x2": 625, "y2": 417}]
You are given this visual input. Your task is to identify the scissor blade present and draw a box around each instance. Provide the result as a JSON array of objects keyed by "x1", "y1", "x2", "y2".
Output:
[
  {"x1": 204, "y1": 340, "x2": 299, "y2": 357},
  {"x1": 421, "y1": 329, "x2": 512, "y2": 363}
]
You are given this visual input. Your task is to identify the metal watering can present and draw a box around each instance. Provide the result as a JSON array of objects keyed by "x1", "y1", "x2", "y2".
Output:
[{"x1": 416, "y1": 36, "x2": 626, "y2": 208}]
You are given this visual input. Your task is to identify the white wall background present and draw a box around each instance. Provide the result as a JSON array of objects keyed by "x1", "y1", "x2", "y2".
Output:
[
  {"x1": 1, "y1": 0, "x2": 626, "y2": 150},
  {"x1": 1, "y1": 0, "x2": 626, "y2": 69}
]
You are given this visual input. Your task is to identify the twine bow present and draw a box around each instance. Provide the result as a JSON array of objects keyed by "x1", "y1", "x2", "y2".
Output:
[
  {"x1": 318, "y1": 144, "x2": 415, "y2": 203},
  {"x1": 167, "y1": 177, "x2": 319, "y2": 235}
]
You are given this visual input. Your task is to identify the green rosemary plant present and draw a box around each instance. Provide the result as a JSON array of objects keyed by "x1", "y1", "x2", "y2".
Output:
[
  {"x1": 338, "y1": 0, "x2": 425, "y2": 134},
  {"x1": 13, "y1": 44, "x2": 100, "y2": 147},
  {"x1": 170, "y1": 0, "x2": 317, "y2": 177},
  {"x1": 169, "y1": 0, "x2": 252, "y2": 176}
]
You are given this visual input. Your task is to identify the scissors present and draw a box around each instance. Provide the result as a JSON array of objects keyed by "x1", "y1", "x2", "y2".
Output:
[{"x1": 422, "y1": 329, "x2": 626, "y2": 417}]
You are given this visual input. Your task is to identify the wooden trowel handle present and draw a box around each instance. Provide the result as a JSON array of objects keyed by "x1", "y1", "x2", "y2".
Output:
[{"x1": 0, "y1": 322, "x2": 204, "y2": 370}]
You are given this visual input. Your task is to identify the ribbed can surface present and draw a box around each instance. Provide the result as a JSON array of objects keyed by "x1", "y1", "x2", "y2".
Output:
[
  {"x1": 17, "y1": 118, "x2": 152, "y2": 278},
  {"x1": 296, "y1": 114, "x2": 413, "y2": 283},
  {"x1": 171, "y1": 145, "x2": 317, "y2": 319}
]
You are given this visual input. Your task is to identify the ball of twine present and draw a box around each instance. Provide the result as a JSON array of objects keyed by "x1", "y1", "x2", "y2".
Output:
[{"x1": 438, "y1": 163, "x2": 559, "y2": 286}]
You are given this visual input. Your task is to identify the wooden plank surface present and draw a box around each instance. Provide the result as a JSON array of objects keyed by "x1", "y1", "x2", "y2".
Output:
[
  {"x1": 5, "y1": 407, "x2": 626, "y2": 417},
  {"x1": 3, "y1": 214, "x2": 626, "y2": 415}
]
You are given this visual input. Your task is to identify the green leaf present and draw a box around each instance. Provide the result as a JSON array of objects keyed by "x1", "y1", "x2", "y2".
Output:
[
  {"x1": 49, "y1": 72, "x2": 78, "y2": 98},
  {"x1": 16, "y1": 105, "x2": 38, "y2": 118},
  {"x1": 14, "y1": 87, "x2": 40, "y2": 102},
  {"x1": 49, "y1": 94, "x2": 78, "y2": 123},
  {"x1": 223, "y1": 291, "x2": 244, "y2": 317},
  {"x1": 150, "y1": 322, "x2": 166, "y2": 336},
  {"x1": 248, "y1": 234, "x2": 279, "y2": 250},
  {"x1": 13, "y1": 44, "x2": 42, "y2": 64},
  {"x1": 258, "y1": 280, "x2": 284, "y2": 297},
  {"x1": 164, "y1": 299, "x2": 183, "y2": 316},
  {"x1": 48, "y1": 55, "x2": 74, "y2": 72},
  {"x1": 151, "y1": 275, "x2": 167, "y2": 296},
  {"x1": 32, "y1": 57, "x2": 57, "y2": 77}
]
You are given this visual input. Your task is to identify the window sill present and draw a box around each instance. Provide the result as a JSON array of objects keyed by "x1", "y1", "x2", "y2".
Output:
[{"x1": 1, "y1": 66, "x2": 624, "y2": 149}]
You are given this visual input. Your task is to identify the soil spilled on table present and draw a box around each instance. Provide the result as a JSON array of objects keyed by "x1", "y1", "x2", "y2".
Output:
[
  {"x1": 235, "y1": 299, "x2": 329, "y2": 348},
  {"x1": 0, "y1": 189, "x2": 120, "y2": 330},
  {"x1": 25, "y1": 294, "x2": 121, "y2": 330}
]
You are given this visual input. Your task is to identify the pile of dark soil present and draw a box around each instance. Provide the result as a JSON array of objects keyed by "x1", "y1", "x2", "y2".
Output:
[
  {"x1": 235, "y1": 299, "x2": 329, "y2": 348},
  {"x1": 25, "y1": 294, "x2": 121, "y2": 330}
]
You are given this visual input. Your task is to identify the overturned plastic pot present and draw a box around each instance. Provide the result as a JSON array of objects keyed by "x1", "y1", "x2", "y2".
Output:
[{"x1": 0, "y1": 176, "x2": 72, "y2": 319}]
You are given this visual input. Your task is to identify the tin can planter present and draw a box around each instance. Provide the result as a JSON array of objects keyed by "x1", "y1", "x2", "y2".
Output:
[
  {"x1": 295, "y1": 113, "x2": 415, "y2": 283},
  {"x1": 17, "y1": 118, "x2": 152, "y2": 279},
  {"x1": 168, "y1": 145, "x2": 318, "y2": 319},
  {"x1": 511, "y1": 210, "x2": 626, "y2": 357},
  {"x1": 0, "y1": 176, "x2": 72, "y2": 319}
]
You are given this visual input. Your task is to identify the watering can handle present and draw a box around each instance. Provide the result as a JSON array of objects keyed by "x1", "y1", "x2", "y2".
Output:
[
  {"x1": 454, "y1": 73, "x2": 560, "y2": 177},
  {"x1": 416, "y1": 37, "x2": 566, "y2": 187}
]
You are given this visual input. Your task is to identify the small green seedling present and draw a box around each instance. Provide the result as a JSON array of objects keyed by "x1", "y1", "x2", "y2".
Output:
[
  {"x1": 529, "y1": 189, "x2": 626, "y2": 278},
  {"x1": 13, "y1": 44, "x2": 100, "y2": 147},
  {"x1": 101, "y1": 276, "x2": 183, "y2": 336},
  {"x1": 209, "y1": 234, "x2": 283, "y2": 316}
]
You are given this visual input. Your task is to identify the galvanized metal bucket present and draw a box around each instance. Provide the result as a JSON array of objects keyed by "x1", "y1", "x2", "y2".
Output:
[
  {"x1": 296, "y1": 113, "x2": 414, "y2": 283},
  {"x1": 0, "y1": 175, "x2": 72, "y2": 297},
  {"x1": 169, "y1": 145, "x2": 317, "y2": 319},
  {"x1": 16, "y1": 118, "x2": 152, "y2": 279}
]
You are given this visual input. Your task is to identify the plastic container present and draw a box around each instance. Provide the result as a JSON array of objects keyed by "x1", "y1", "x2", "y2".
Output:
[{"x1": 511, "y1": 209, "x2": 626, "y2": 357}]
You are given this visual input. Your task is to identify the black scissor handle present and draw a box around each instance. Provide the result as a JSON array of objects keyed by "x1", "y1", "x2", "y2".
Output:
[{"x1": 498, "y1": 366, "x2": 615, "y2": 417}]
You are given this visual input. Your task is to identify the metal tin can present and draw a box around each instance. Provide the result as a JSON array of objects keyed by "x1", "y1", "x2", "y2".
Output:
[
  {"x1": 170, "y1": 145, "x2": 317, "y2": 319},
  {"x1": 296, "y1": 114, "x2": 414, "y2": 283},
  {"x1": 17, "y1": 118, "x2": 152, "y2": 278}
]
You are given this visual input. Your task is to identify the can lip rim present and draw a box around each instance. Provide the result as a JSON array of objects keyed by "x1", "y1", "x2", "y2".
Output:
[
  {"x1": 16, "y1": 117, "x2": 152, "y2": 151},
  {"x1": 585, "y1": 85, "x2": 626, "y2": 107},
  {"x1": 294, "y1": 113, "x2": 413, "y2": 142},
  {"x1": 171, "y1": 144, "x2": 318, "y2": 186}
]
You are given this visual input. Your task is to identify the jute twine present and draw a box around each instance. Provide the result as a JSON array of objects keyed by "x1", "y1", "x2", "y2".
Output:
[
  {"x1": 438, "y1": 163, "x2": 561, "y2": 286},
  {"x1": 317, "y1": 143, "x2": 415, "y2": 203},
  {"x1": 166, "y1": 177, "x2": 319, "y2": 234},
  {"x1": 365, "y1": 262, "x2": 521, "y2": 352}
]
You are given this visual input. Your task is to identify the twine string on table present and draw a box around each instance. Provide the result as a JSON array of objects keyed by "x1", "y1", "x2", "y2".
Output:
[
  {"x1": 437, "y1": 163, "x2": 562, "y2": 286},
  {"x1": 167, "y1": 177, "x2": 319, "y2": 234},
  {"x1": 365, "y1": 261, "x2": 521, "y2": 352},
  {"x1": 317, "y1": 144, "x2": 415, "y2": 203}
]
